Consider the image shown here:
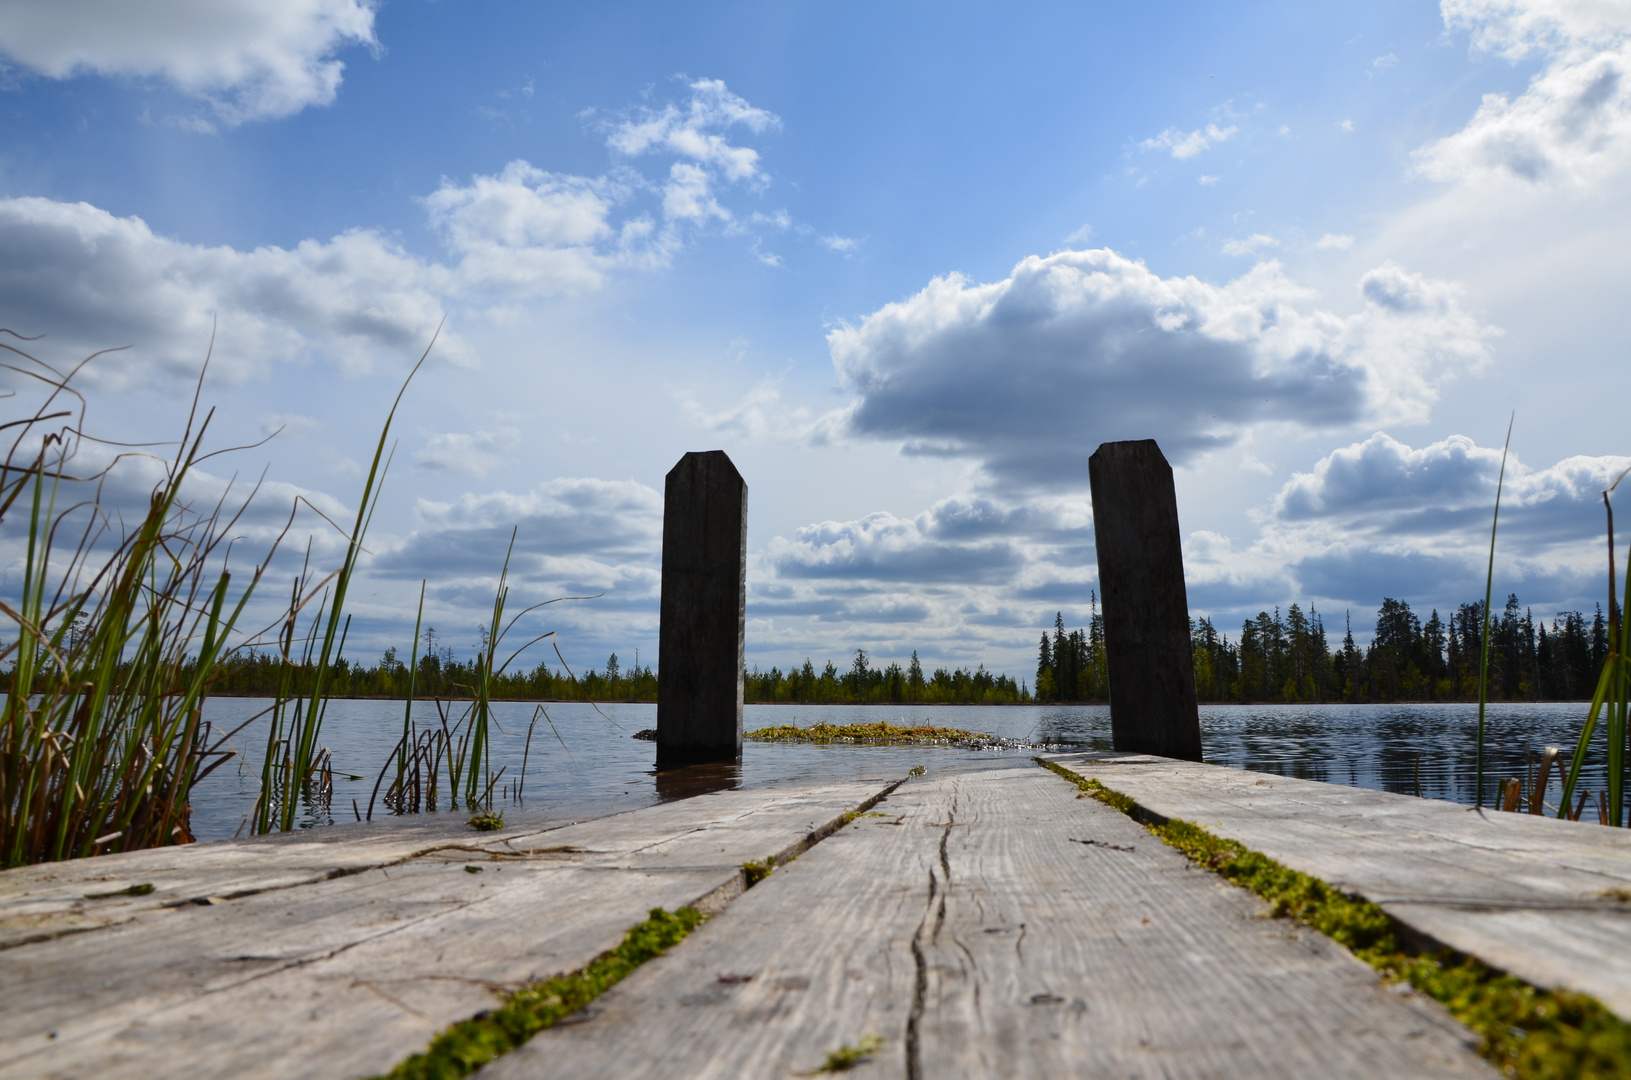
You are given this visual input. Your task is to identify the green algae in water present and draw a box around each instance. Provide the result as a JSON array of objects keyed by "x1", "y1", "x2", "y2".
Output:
[
  {"x1": 1037, "y1": 757, "x2": 1631, "y2": 1080},
  {"x1": 746, "y1": 721, "x2": 981, "y2": 745}
]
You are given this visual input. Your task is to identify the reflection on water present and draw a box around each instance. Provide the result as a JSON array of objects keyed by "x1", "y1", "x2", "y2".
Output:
[
  {"x1": 1029, "y1": 701, "x2": 1607, "y2": 810},
  {"x1": 188, "y1": 698, "x2": 1609, "y2": 842},
  {"x1": 654, "y1": 760, "x2": 742, "y2": 801}
]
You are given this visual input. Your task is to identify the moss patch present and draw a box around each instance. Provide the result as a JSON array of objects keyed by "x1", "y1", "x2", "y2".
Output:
[
  {"x1": 746, "y1": 722, "x2": 980, "y2": 745},
  {"x1": 376, "y1": 906, "x2": 706, "y2": 1080},
  {"x1": 815, "y1": 1033, "x2": 884, "y2": 1072},
  {"x1": 1037, "y1": 757, "x2": 1631, "y2": 1080}
]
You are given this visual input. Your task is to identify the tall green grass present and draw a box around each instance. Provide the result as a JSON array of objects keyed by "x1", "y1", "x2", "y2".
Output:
[
  {"x1": 0, "y1": 337, "x2": 270, "y2": 865},
  {"x1": 1558, "y1": 465, "x2": 1631, "y2": 825},
  {"x1": 1, "y1": 327, "x2": 435, "y2": 861},
  {"x1": 251, "y1": 338, "x2": 429, "y2": 833},
  {"x1": 364, "y1": 531, "x2": 596, "y2": 820},
  {"x1": 1471, "y1": 424, "x2": 1631, "y2": 826}
]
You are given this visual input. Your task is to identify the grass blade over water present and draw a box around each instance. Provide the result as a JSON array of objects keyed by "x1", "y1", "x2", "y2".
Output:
[
  {"x1": 1475, "y1": 415, "x2": 1513, "y2": 810},
  {"x1": 1559, "y1": 464, "x2": 1631, "y2": 825}
]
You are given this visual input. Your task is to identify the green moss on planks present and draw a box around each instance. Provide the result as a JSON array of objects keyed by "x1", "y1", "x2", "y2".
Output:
[
  {"x1": 376, "y1": 906, "x2": 706, "y2": 1080},
  {"x1": 1037, "y1": 757, "x2": 1631, "y2": 1080},
  {"x1": 814, "y1": 1032, "x2": 884, "y2": 1072}
]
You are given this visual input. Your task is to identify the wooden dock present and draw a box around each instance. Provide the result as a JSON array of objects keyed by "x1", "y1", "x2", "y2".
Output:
[
  {"x1": 7, "y1": 755, "x2": 1630, "y2": 1078},
  {"x1": 1046, "y1": 750, "x2": 1631, "y2": 1018}
]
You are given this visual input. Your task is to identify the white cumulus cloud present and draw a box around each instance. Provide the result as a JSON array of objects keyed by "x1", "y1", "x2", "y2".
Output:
[
  {"x1": 0, "y1": 113, "x2": 789, "y2": 386},
  {"x1": 1258, "y1": 430, "x2": 1631, "y2": 606},
  {"x1": 0, "y1": 0, "x2": 377, "y2": 126},
  {"x1": 605, "y1": 78, "x2": 779, "y2": 225},
  {"x1": 421, "y1": 162, "x2": 623, "y2": 297},
  {"x1": 827, "y1": 249, "x2": 1498, "y2": 488},
  {"x1": 1417, "y1": 0, "x2": 1631, "y2": 185},
  {"x1": 1221, "y1": 233, "x2": 1279, "y2": 256},
  {"x1": 1141, "y1": 122, "x2": 1239, "y2": 159},
  {"x1": 414, "y1": 427, "x2": 521, "y2": 478},
  {"x1": 0, "y1": 195, "x2": 463, "y2": 387}
]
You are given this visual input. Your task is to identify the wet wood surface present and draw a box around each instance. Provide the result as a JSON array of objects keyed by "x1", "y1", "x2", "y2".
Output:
[
  {"x1": 487, "y1": 763, "x2": 1490, "y2": 1080},
  {"x1": 1047, "y1": 751, "x2": 1631, "y2": 1017},
  {"x1": 0, "y1": 778, "x2": 899, "y2": 1080}
]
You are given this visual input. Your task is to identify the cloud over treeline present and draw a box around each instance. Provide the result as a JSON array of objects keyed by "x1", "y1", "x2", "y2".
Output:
[{"x1": 1243, "y1": 431, "x2": 1631, "y2": 614}]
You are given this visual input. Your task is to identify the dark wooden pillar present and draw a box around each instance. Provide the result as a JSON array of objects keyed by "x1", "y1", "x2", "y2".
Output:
[
  {"x1": 657, "y1": 450, "x2": 747, "y2": 765},
  {"x1": 1088, "y1": 440, "x2": 1203, "y2": 761}
]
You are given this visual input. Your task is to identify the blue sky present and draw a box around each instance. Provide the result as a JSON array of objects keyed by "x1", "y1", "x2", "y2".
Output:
[{"x1": 2, "y1": 0, "x2": 1628, "y2": 678}]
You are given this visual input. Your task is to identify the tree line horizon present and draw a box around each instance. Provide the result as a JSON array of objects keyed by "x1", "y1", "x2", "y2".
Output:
[
  {"x1": 4, "y1": 590, "x2": 1603, "y2": 706},
  {"x1": 1037, "y1": 591, "x2": 1610, "y2": 704},
  {"x1": 101, "y1": 630, "x2": 1030, "y2": 705}
]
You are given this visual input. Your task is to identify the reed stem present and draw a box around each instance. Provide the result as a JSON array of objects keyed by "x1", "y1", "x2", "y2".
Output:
[{"x1": 1475, "y1": 415, "x2": 1513, "y2": 811}]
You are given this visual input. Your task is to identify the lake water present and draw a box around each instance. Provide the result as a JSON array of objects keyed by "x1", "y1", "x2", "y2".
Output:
[{"x1": 187, "y1": 699, "x2": 1614, "y2": 841}]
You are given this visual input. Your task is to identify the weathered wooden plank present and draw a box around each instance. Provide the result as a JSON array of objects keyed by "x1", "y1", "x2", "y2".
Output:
[
  {"x1": 0, "y1": 778, "x2": 899, "y2": 1080},
  {"x1": 1088, "y1": 439, "x2": 1203, "y2": 760},
  {"x1": 1047, "y1": 751, "x2": 1631, "y2": 1017},
  {"x1": 0, "y1": 811, "x2": 577, "y2": 949},
  {"x1": 487, "y1": 764, "x2": 1490, "y2": 1079},
  {"x1": 657, "y1": 449, "x2": 747, "y2": 765}
]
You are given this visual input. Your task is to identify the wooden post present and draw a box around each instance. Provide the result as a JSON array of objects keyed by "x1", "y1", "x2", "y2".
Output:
[
  {"x1": 1088, "y1": 439, "x2": 1203, "y2": 761},
  {"x1": 657, "y1": 450, "x2": 747, "y2": 766}
]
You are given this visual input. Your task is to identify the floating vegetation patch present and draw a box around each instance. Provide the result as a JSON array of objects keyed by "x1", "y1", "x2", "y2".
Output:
[
  {"x1": 746, "y1": 721, "x2": 1046, "y2": 750},
  {"x1": 747, "y1": 721, "x2": 978, "y2": 744},
  {"x1": 1037, "y1": 758, "x2": 1631, "y2": 1080},
  {"x1": 378, "y1": 906, "x2": 706, "y2": 1080}
]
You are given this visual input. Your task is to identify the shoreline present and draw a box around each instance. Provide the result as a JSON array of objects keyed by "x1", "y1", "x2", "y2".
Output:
[{"x1": 196, "y1": 693, "x2": 1598, "y2": 707}]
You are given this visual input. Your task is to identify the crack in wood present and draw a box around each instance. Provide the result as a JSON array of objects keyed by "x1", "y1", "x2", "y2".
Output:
[
  {"x1": 907, "y1": 804, "x2": 955, "y2": 1080},
  {"x1": 1071, "y1": 837, "x2": 1136, "y2": 851}
]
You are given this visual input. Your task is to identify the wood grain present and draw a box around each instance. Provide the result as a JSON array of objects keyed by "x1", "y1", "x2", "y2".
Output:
[
  {"x1": 0, "y1": 777, "x2": 898, "y2": 1080},
  {"x1": 487, "y1": 764, "x2": 1490, "y2": 1079},
  {"x1": 1048, "y1": 750, "x2": 1631, "y2": 1017}
]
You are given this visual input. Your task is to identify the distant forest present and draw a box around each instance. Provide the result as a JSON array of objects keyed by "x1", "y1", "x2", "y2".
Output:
[
  {"x1": 744, "y1": 652, "x2": 1025, "y2": 705},
  {"x1": 8, "y1": 592, "x2": 1599, "y2": 707},
  {"x1": 196, "y1": 634, "x2": 1027, "y2": 705},
  {"x1": 204, "y1": 642, "x2": 658, "y2": 703},
  {"x1": 1037, "y1": 592, "x2": 1611, "y2": 704}
]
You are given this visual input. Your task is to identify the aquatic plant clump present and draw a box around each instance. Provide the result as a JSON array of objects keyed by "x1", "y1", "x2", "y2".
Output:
[
  {"x1": 379, "y1": 906, "x2": 706, "y2": 1080},
  {"x1": 1038, "y1": 758, "x2": 1631, "y2": 1079},
  {"x1": 746, "y1": 721, "x2": 983, "y2": 745}
]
